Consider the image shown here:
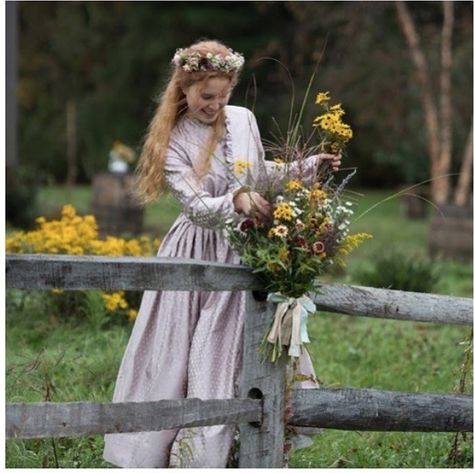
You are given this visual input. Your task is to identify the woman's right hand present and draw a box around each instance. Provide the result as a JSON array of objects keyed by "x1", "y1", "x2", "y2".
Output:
[{"x1": 233, "y1": 191, "x2": 272, "y2": 222}]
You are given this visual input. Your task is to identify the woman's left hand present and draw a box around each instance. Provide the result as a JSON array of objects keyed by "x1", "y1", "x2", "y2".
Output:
[{"x1": 313, "y1": 152, "x2": 342, "y2": 171}]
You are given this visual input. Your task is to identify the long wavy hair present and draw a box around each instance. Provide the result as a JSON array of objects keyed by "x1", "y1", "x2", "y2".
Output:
[{"x1": 135, "y1": 40, "x2": 242, "y2": 204}]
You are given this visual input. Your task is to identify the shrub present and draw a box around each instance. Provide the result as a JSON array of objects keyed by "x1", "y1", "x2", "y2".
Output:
[
  {"x1": 6, "y1": 205, "x2": 160, "y2": 322},
  {"x1": 353, "y1": 250, "x2": 440, "y2": 293}
]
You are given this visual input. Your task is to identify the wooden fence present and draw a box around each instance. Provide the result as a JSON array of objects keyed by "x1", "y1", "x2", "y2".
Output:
[{"x1": 6, "y1": 254, "x2": 474, "y2": 468}]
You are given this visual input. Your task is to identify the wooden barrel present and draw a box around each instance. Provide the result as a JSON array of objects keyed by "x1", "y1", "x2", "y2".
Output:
[
  {"x1": 90, "y1": 173, "x2": 144, "y2": 236},
  {"x1": 428, "y1": 204, "x2": 473, "y2": 261}
]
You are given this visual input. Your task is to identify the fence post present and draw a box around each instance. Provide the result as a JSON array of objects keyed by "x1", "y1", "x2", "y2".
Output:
[{"x1": 238, "y1": 291, "x2": 286, "y2": 468}]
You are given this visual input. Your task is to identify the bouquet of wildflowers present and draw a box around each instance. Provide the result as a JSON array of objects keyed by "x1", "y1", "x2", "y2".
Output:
[{"x1": 226, "y1": 92, "x2": 371, "y2": 361}]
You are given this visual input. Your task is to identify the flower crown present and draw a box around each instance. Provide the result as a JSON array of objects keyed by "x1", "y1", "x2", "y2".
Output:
[{"x1": 172, "y1": 48, "x2": 245, "y2": 73}]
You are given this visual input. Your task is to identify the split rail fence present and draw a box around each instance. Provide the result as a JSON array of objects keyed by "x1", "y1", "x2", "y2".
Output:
[{"x1": 6, "y1": 254, "x2": 474, "y2": 467}]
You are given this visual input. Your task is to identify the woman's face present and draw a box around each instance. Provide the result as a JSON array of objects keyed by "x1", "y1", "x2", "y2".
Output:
[{"x1": 183, "y1": 76, "x2": 232, "y2": 124}]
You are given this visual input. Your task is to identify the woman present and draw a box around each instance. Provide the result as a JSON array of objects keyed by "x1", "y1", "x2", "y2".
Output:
[{"x1": 103, "y1": 39, "x2": 340, "y2": 468}]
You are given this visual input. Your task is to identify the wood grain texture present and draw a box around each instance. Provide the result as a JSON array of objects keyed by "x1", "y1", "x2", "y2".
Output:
[
  {"x1": 289, "y1": 387, "x2": 473, "y2": 432},
  {"x1": 6, "y1": 398, "x2": 261, "y2": 439},
  {"x1": 314, "y1": 284, "x2": 472, "y2": 326},
  {"x1": 238, "y1": 293, "x2": 286, "y2": 468},
  {"x1": 6, "y1": 255, "x2": 472, "y2": 325},
  {"x1": 6, "y1": 254, "x2": 257, "y2": 291}
]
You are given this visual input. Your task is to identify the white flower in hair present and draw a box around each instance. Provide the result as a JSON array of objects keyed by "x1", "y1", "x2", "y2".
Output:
[{"x1": 171, "y1": 47, "x2": 245, "y2": 73}]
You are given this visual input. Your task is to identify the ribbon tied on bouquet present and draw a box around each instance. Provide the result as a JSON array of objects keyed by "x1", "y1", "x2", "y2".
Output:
[{"x1": 265, "y1": 293, "x2": 316, "y2": 361}]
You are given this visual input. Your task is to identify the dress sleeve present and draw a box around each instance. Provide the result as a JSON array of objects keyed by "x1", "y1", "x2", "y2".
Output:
[{"x1": 164, "y1": 138, "x2": 239, "y2": 229}]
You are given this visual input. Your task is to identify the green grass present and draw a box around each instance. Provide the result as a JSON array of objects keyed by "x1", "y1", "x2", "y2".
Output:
[
  {"x1": 288, "y1": 307, "x2": 472, "y2": 468},
  {"x1": 6, "y1": 185, "x2": 473, "y2": 467},
  {"x1": 6, "y1": 291, "x2": 129, "y2": 468}
]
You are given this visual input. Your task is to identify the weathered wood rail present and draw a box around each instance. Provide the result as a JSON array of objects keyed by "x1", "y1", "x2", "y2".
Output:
[
  {"x1": 7, "y1": 254, "x2": 472, "y2": 325},
  {"x1": 6, "y1": 254, "x2": 474, "y2": 468},
  {"x1": 8, "y1": 389, "x2": 472, "y2": 440}
]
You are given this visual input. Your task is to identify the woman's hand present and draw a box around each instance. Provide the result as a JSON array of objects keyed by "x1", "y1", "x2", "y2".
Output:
[
  {"x1": 312, "y1": 152, "x2": 342, "y2": 171},
  {"x1": 233, "y1": 191, "x2": 272, "y2": 222}
]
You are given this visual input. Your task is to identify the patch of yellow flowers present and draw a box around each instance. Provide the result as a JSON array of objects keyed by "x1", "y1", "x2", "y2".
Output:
[
  {"x1": 6, "y1": 204, "x2": 160, "y2": 321},
  {"x1": 313, "y1": 91, "x2": 353, "y2": 152},
  {"x1": 273, "y1": 202, "x2": 296, "y2": 222},
  {"x1": 310, "y1": 187, "x2": 329, "y2": 207}
]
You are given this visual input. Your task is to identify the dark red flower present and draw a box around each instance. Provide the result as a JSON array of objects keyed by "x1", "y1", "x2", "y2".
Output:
[
  {"x1": 312, "y1": 241, "x2": 325, "y2": 254},
  {"x1": 292, "y1": 235, "x2": 308, "y2": 248},
  {"x1": 239, "y1": 218, "x2": 256, "y2": 232}
]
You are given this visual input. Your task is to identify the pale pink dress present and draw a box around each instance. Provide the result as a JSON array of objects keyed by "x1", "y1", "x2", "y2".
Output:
[{"x1": 103, "y1": 105, "x2": 318, "y2": 468}]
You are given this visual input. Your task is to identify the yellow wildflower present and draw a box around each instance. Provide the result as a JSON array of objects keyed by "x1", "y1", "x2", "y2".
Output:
[
  {"x1": 234, "y1": 159, "x2": 252, "y2": 176},
  {"x1": 285, "y1": 180, "x2": 303, "y2": 192},
  {"x1": 102, "y1": 291, "x2": 128, "y2": 312},
  {"x1": 330, "y1": 103, "x2": 344, "y2": 115},
  {"x1": 335, "y1": 233, "x2": 373, "y2": 266},
  {"x1": 310, "y1": 188, "x2": 328, "y2": 206},
  {"x1": 338, "y1": 233, "x2": 372, "y2": 255},
  {"x1": 313, "y1": 105, "x2": 353, "y2": 144},
  {"x1": 278, "y1": 247, "x2": 289, "y2": 262},
  {"x1": 273, "y1": 202, "x2": 295, "y2": 221},
  {"x1": 125, "y1": 239, "x2": 142, "y2": 257},
  {"x1": 62, "y1": 204, "x2": 76, "y2": 219},
  {"x1": 316, "y1": 91, "x2": 331, "y2": 104},
  {"x1": 127, "y1": 309, "x2": 138, "y2": 321}
]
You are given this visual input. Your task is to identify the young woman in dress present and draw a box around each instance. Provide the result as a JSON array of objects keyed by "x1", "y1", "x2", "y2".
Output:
[{"x1": 103, "y1": 39, "x2": 341, "y2": 468}]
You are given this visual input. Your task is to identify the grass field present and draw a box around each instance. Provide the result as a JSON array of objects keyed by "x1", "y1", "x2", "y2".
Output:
[{"x1": 6, "y1": 185, "x2": 473, "y2": 468}]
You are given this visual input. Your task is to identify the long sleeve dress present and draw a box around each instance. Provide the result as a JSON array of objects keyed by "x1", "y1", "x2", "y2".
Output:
[{"x1": 103, "y1": 105, "x2": 318, "y2": 468}]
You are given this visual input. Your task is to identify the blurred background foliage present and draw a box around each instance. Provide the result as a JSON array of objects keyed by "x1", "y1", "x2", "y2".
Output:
[{"x1": 16, "y1": 1, "x2": 473, "y2": 186}]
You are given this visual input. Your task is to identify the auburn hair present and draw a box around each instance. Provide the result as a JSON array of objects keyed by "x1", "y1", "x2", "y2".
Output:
[{"x1": 135, "y1": 40, "x2": 242, "y2": 204}]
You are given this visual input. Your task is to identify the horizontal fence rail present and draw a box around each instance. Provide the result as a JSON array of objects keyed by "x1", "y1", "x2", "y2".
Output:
[
  {"x1": 6, "y1": 398, "x2": 262, "y2": 440},
  {"x1": 315, "y1": 283, "x2": 473, "y2": 326},
  {"x1": 6, "y1": 255, "x2": 473, "y2": 325},
  {"x1": 289, "y1": 388, "x2": 473, "y2": 433},
  {"x1": 7, "y1": 387, "x2": 472, "y2": 440},
  {"x1": 6, "y1": 254, "x2": 255, "y2": 292}
]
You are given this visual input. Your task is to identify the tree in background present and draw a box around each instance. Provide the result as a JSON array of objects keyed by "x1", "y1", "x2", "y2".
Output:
[
  {"x1": 15, "y1": 1, "x2": 472, "y2": 191},
  {"x1": 396, "y1": 0, "x2": 472, "y2": 206}
]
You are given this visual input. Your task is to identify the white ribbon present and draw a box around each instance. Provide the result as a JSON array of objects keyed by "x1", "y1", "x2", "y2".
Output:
[{"x1": 266, "y1": 293, "x2": 316, "y2": 359}]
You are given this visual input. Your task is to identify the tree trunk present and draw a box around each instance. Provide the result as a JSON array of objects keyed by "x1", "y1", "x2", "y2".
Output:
[
  {"x1": 438, "y1": 1, "x2": 454, "y2": 204},
  {"x1": 454, "y1": 123, "x2": 473, "y2": 207},
  {"x1": 66, "y1": 98, "x2": 78, "y2": 186},
  {"x1": 395, "y1": 1, "x2": 456, "y2": 205}
]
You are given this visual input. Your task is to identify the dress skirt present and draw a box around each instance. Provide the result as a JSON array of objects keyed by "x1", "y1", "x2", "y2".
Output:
[{"x1": 103, "y1": 215, "x2": 246, "y2": 468}]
